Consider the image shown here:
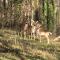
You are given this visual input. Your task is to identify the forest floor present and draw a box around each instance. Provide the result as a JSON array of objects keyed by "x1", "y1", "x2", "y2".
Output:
[{"x1": 0, "y1": 29, "x2": 60, "y2": 60}]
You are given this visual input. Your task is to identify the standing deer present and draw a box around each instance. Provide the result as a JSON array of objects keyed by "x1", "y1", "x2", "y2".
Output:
[
  {"x1": 35, "y1": 22, "x2": 52, "y2": 44},
  {"x1": 36, "y1": 30, "x2": 52, "y2": 44},
  {"x1": 23, "y1": 22, "x2": 32, "y2": 39},
  {"x1": 23, "y1": 22, "x2": 29, "y2": 39},
  {"x1": 31, "y1": 21, "x2": 42, "y2": 40}
]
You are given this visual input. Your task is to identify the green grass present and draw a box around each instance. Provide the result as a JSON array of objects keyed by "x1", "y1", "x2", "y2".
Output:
[{"x1": 0, "y1": 29, "x2": 60, "y2": 60}]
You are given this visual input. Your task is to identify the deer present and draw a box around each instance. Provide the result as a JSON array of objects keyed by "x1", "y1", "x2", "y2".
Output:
[
  {"x1": 35, "y1": 23, "x2": 52, "y2": 44},
  {"x1": 31, "y1": 21, "x2": 42, "y2": 40},
  {"x1": 23, "y1": 22, "x2": 32, "y2": 39},
  {"x1": 31, "y1": 21, "x2": 39, "y2": 40},
  {"x1": 30, "y1": 21, "x2": 42, "y2": 40},
  {"x1": 23, "y1": 22, "x2": 29, "y2": 39}
]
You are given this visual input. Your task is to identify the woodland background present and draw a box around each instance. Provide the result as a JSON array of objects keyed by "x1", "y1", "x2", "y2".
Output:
[
  {"x1": 0, "y1": 0, "x2": 60, "y2": 35},
  {"x1": 0, "y1": 0, "x2": 60, "y2": 60}
]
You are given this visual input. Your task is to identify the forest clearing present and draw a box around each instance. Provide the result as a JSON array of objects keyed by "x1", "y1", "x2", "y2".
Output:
[
  {"x1": 0, "y1": 29, "x2": 60, "y2": 60},
  {"x1": 0, "y1": 0, "x2": 60, "y2": 60}
]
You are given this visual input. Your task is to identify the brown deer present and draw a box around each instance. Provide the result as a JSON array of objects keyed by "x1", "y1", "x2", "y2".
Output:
[
  {"x1": 23, "y1": 22, "x2": 32, "y2": 39},
  {"x1": 31, "y1": 21, "x2": 42, "y2": 40},
  {"x1": 35, "y1": 23, "x2": 52, "y2": 44}
]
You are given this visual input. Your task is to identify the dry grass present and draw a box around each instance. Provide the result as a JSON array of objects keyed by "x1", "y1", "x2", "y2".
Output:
[{"x1": 0, "y1": 29, "x2": 60, "y2": 60}]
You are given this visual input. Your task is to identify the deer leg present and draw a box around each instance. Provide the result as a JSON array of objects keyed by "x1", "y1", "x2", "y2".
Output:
[
  {"x1": 31, "y1": 33, "x2": 33, "y2": 40},
  {"x1": 31, "y1": 33, "x2": 35, "y2": 40},
  {"x1": 36, "y1": 34, "x2": 41, "y2": 42},
  {"x1": 24, "y1": 32, "x2": 26, "y2": 39},
  {"x1": 28, "y1": 35, "x2": 30, "y2": 39},
  {"x1": 34, "y1": 33, "x2": 35, "y2": 40},
  {"x1": 40, "y1": 35, "x2": 41, "y2": 42},
  {"x1": 46, "y1": 35, "x2": 50, "y2": 44},
  {"x1": 20, "y1": 32, "x2": 23, "y2": 39},
  {"x1": 33, "y1": 33, "x2": 34, "y2": 40}
]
